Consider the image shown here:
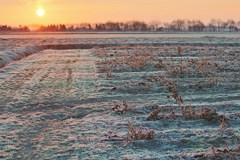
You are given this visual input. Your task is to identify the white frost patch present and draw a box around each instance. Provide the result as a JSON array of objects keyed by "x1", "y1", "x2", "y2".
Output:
[{"x1": 0, "y1": 46, "x2": 45, "y2": 68}]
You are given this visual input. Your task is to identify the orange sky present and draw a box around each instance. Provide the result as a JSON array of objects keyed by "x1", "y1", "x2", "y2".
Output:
[{"x1": 1, "y1": 0, "x2": 240, "y2": 25}]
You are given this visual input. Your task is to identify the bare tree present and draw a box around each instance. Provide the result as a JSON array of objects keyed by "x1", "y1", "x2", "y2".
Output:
[
  {"x1": 226, "y1": 19, "x2": 237, "y2": 32},
  {"x1": 237, "y1": 21, "x2": 240, "y2": 31},
  {"x1": 209, "y1": 19, "x2": 218, "y2": 31},
  {"x1": 105, "y1": 22, "x2": 121, "y2": 31},
  {"x1": 188, "y1": 20, "x2": 205, "y2": 31},
  {"x1": 148, "y1": 21, "x2": 162, "y2": 32},
  {"x1": 170, "y1": 19, "x2": 187, "y2": 31},
  {"x1": 215, "y1": 19, "x2": 224, "y2": 31},
  {"x1": 163, "y1": 23, "x2": 170, "y2": 31}
]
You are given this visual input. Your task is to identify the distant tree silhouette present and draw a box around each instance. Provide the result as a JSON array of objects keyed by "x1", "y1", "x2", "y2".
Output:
[
  {"x1": 67, "y1": 25, "x2": 74, "y2": 31},
  {"x1": 226, "y1": 19, "x2": 237, "y2": 32},
  {"x1": 163, "y1": 23, "x2": 170, "y2": 32},
  {"x1": 188, "y1": 20, "x2": 205, "y2": 32},
  {"x1": 0, "y1": 25, "x2": 30, "y2": 32},
  {"x1": 0, "y1": 25, "x2": 12, "y2": 31},
  {"x1": 237, "y1": 21, "x2": 240, "y2": 31},
  {"x1": 170, "y1": 20, "x2": 187, "y2": 31},
  {"x1": 148, "y1": 21, "x2": 162, "y2": 32},
  {"x1": 59, "y1": 24, "x2": 67, "y2": 32},
  {"x1": 75, "y1": 23, "x2": 92, "y2": 31},
  {"x1": 209, "y1": 19, "x2": 218, "y2": 31},
  {"x1": 105, "y1": 22, "x2": 121, "y2": 31},
  {"x1": 132, "y1": 21, "x2": 147, "y2": 31},
  {"x1": 1, "y1": 19, "x2": 239, "y2": 32}
]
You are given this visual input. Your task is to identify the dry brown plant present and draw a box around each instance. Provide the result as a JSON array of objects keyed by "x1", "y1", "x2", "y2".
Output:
[
  {"x1": 167, "y1": 80, "x2": 186, "y2": 117},
  {"x1": 112, "y1": 100, "x2": 132, "y2": 115},
  {"x1": 128, "y1": 121, "x2": 155, "y2": 141}
]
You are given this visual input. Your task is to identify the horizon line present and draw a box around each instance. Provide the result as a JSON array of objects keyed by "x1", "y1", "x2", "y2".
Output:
[{"x1": 1, "y1": 18, "x2": 240, "y2": 27}]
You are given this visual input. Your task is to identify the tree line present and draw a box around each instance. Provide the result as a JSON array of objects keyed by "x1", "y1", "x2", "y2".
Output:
[
  {"x1": 0, "y1": 25, "x2": 30, "y2": 32},
  {"x1": 1, "y1": 19, "x2": 240, "y2": 32}
]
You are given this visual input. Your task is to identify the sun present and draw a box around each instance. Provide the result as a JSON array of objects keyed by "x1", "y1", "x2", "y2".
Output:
[{"x1": 36, "y1": 8, "x2": 45, "y2": 17}]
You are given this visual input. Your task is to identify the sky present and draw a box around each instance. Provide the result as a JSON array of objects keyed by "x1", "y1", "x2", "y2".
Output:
[{"x1": 0, "y1": 0, "x2": 240, "y2": 26}]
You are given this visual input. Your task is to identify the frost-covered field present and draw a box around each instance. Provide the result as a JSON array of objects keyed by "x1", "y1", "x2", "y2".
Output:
[{"x1": 0, "y1": 35, "x2": 240, "y2": 159}]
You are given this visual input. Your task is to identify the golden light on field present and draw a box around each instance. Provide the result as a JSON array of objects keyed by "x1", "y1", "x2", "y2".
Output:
[{"x1": 36, "y1": 8, "x2": 45, "y2": 17}]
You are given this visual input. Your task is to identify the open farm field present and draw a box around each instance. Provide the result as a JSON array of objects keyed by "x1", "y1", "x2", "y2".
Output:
[{"x1": 0, "y1": 36, "x2": 240, "y2": 159}]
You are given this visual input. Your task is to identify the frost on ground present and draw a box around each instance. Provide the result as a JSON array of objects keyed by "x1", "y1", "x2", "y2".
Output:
[{"x1": 0, "y1": 37, "x2": 240, "y2": 159}]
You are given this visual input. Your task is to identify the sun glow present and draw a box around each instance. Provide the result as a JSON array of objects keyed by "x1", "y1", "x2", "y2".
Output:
[{"x1": 36, "y1": 8, "x2": 45, "y2": 17}]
